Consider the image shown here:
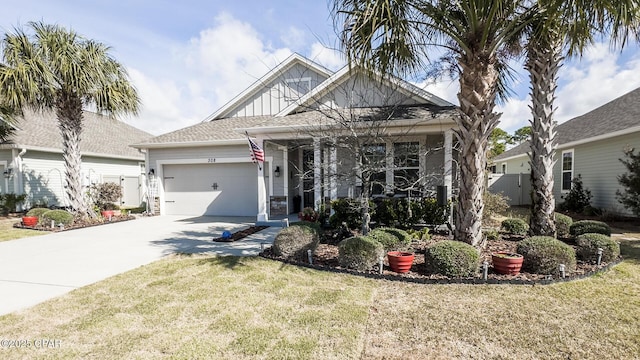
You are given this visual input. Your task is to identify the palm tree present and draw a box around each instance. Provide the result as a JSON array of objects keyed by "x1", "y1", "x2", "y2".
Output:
[
  {"x1": 0, "y1": 103, "x2": 17, "y2": 143},
  {"x1": 525, "y1": 0, "x2": 639, "y2": 236},
  {"x1": 334, "y1": 0, "x2": 534, "y2": 246},
  {"x1": 0, "y1": 22, "x2": 140, "y2": 215}
]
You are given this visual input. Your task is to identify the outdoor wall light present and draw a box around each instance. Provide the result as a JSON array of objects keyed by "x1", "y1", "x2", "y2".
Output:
[
  {"x1": 3, "y1": 167, "x2": 13, "y2": 179},
  {"x1": 148, "y1": 168, "x2": 155, "y2": 177},
  {"x1": 274, "y1": 166, "x2": 281, "y2": 177}
]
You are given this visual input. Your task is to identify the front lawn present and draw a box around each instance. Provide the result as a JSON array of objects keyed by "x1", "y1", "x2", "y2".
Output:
[
  {"x1": 1, "y1": 239, "x2": 639, "y2": 359},
  {"x1": 0, "y1": 218, "x2": 43, "y2": 242}
]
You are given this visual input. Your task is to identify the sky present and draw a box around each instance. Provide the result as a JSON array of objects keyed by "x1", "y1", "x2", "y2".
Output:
[{"x1": 2, "y1": 1, "x2": 640, "y2": 136}]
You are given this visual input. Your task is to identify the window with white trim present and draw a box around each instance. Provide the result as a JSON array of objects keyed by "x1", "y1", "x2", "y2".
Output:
[
  {"x1": 561, "y1": 150, "x2": 574, "y2": 191},
  {"x1": 393, "y1": 142, "x2": 420, "y2": 195},
  {"x1": 284, "y1": 77, "x2": 311, "y2": 99},
  {"x1": 363, "y1": 143, "x2": 387, "y2": 195}
]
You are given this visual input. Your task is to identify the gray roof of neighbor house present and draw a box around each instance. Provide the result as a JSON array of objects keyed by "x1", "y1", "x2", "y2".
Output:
[
  {"x1": 0, "y1": 110, "x2": 152, "y2": 159},
  {"x1": 495, "y1": 87, "x2": 640, "y2": 161},
  {"x1": 132, "y1": 104, "x2": 459, "y2": 148}
]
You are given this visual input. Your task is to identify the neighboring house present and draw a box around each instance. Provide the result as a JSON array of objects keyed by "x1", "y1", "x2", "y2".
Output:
[
  {"x1": 0, "y1": 110, "x2": 153, "y2": 209},
  {"x1": 132, "y1": 53, "x2": 460, "y2": 220},
  {"x1": 491, "y1": 87, "x2": 640, "y2": 215}
]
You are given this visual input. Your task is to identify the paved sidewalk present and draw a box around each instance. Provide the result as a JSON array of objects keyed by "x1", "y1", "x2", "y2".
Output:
[{"x1": 0, "y1": 215, "x2": 282, "y2": 316}]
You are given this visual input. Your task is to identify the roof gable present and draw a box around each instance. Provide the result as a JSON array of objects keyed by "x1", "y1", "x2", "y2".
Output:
[
  {"x1": 205, "y1": 53, "x2": 334, "y2": 120},
  {"x1": 1, "y1": 110, "x2": 152, "y2": 159},
  {"x1": 276, "y1": 66, "x2": 453, "y2": 116}
]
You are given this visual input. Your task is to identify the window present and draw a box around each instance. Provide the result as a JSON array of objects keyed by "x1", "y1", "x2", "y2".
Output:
[
  {"x1": 284, "y1": 77, "x2": 311, "y2": 99},
  {"x1": 561, "y1": 150, "x2": 574, "y2": 191},
  {"x1": 363, "y1": 144, "x2": 387, "y2": 195},
  {"x1": 393, "y1": 142, "x2": 420, "y2": 195}
]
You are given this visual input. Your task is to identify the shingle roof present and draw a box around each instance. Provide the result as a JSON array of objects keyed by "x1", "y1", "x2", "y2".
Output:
[
  {"x1": 495, "y1": 87, "x2": 640, "y2": 160},
  {"x1": 133, "y1": 104, "x2": 458, "y2": 147},
  {"x1": 1, "y1": 109, "x2": 152, "y2": 159}
]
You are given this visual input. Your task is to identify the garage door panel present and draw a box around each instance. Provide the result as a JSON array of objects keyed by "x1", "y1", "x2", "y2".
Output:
[{"x1": 163, "y1": 163, "x2": 257, "y2": 216}]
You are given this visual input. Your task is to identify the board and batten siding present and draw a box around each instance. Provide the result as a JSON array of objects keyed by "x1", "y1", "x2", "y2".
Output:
[
  {"x1": 228, "y1": 63, "x2": 329, "y2": 118},
  {"x1": 555, "y1": 132, "x2": 640, "y2": 215},
  {"x1": 316, "y1": 74, "x2": 419, "y2": 109}
]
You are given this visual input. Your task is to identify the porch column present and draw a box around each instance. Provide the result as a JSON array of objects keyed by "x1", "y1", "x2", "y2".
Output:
[
  {"x1": 313, "y1": 137, "x2": 322, "y2": 210},
  {"x1": 329, "y1": 141, "x2": 337, "y2": 214},
  {"x1": 283, "y1": 146, "x2": 289, "y2": 215},
  {"x1": 444, "y1": 130, "x2": 453, "y2": 200},
  {"x1": 257, "y1": 138, "x2": 269, "y2": 222}
]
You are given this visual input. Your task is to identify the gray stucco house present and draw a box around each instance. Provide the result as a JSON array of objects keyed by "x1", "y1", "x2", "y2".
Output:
[
  {"x1": 133, "y1": 54, "x2": 460, "y2": 220},
  {"x1": 491, "y1": 87, "x2": 640, "y2": 215},
  {"x1": 0, "y1": 110, "x2": 153, "y2": 209}
]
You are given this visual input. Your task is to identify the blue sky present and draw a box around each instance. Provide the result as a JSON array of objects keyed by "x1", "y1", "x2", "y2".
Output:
[{"x1": 2, "y1": 1, "x2": 640, "y2": 136}]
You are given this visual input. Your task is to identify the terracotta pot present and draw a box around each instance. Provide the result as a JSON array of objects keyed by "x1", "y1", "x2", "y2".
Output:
[
  {"x1": 492, "y1": 252, "x2": 524, "y2": 275},
  {"x1": 101, "y1": 210, "x2": 114, "y2": 218},
  {"x1": 22, "y1": 216, "x2": 38, "y2": 227},
  {"x1": 387, "y1": 251, "x2": 415, "y2": 273}
]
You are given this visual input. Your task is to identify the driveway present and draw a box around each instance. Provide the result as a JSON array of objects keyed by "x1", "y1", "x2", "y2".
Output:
[{"x1": 0, "y1": 215, "x2": 280, "y2": 316}]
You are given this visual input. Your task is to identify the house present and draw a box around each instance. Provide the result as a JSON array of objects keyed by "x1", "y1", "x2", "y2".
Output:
[
  {"x1": 491, "y1": 87, "x2": 640, "y2": 215},
  {"x1": 0, "y1": 110, "x2": 153, "y2": 209},
  {"x1": 132, "y1": 53, "x2": 460, "y2": 220}
]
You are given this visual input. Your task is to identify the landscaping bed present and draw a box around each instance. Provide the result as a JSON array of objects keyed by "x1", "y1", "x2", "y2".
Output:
[
  {"x1": 12, "y1": 213, "x2": 136, "y2": 232},
  {"x1": 260, "y1": 232, "x2": 621, "y2": 284}
]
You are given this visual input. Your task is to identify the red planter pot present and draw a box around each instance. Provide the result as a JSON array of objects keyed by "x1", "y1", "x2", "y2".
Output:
[
  {"x1": 101, "y1": 210, "x2": 114, "y2": 218},
  {"x1": 22, "y1": 216, "x2": 38, "y2": 227},
  {"x1": 387, "y1": 251, "x2": 415, "y2": 273},
  {"x1": 492, "y1": 252, "x2": 524, "y2": 275}
]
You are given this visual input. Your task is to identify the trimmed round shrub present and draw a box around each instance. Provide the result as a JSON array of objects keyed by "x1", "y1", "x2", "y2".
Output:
[
  {"x1": 41, "y1": 209, "x2": 74, "y2": 226},
  {"x1": 569, "y1": 220, "x2": 611, "y2": 237},
  {"x1": 501, "y1": 218, "x2": 529, "y2": 236},
  {"x1": 369, "y1": 227, "x2": 413, "y2": 251},
  {"x1": 554, "y1": 213, "x2": 573, "y2": 238},
  {"x1": 291, "y1": 221, "x2": 322, "y2": 236},
  {"x1": 407, "y1": 227, "x2": 430, "y2": 241},
  {"x1": 273, "y1": 225, "x2": 319, "y2": 261},
  {"x1": 338, "y1": 236, "x2": 384, "y2": 271},
  {"x1": 26, "y1": 207, "x2": 49, "y2": 218},
  {"x1": 368, "y1": 229, "x2": 399, "y2": 251},
  {"x1": 517, "y1": 236, "x2": 576, "y2": 274},
  {"x1": 425, "y1": 240, "x2": 480, "y2": 277},
  {"x1": 576, "y1": 233, "x2": 620, "y2": 263}
]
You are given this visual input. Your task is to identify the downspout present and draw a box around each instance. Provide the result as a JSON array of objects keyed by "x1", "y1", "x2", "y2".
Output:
[{"x1": 14, "y1": 148, "x2": 27, "y2": 210}]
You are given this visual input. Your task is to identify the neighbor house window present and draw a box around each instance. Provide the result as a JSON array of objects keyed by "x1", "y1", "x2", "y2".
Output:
[
  {"x1": 561, "y1": 150, "x2": 574, "y2": 191},
  {"x1": 393, "y1": 142, "x2": 420, "y2": 195},
  {"x1": 363, "y1": 143, "x2": 387, "y2": 195}
]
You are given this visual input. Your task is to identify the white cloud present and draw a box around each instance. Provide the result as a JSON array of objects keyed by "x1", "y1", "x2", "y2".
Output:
[
  {"x1": 281, "y1": 26, "x2": 306, "y2": 49},
  {"x1": 308, "y1": 42, "x2": 345, "y2": 71}
]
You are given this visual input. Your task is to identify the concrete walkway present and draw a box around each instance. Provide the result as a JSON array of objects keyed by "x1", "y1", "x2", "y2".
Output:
[{"x1": 0, "y1": 215, "x2": 282, "y2": 316}]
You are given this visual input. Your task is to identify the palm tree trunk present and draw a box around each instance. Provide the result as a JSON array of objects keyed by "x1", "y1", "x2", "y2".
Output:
[
  {"x1": 56, "y1": 94, "x2": 91, "y2": 216},
  {"x1": 454, "y1": 59, "x2": 501, "y2": 246},
  {"x1": 526, "y1": 40, "x2": 561, "y2": 237}
]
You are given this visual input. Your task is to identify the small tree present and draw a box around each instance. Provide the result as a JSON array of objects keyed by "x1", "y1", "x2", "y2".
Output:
[
  {"x1": 558, "y1": 175, "x2": 591, "y2": 213},
  {"x1": 617, "y1": 147, "x2": 640, "y2": 216},
  {"x1": 90, "y1": 182, "x2": 122, "y2": 211}
]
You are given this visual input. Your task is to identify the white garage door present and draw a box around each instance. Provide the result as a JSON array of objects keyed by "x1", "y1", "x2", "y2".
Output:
[{"x1": 163, "y1": 163, "x2": 257, "y2": 216}]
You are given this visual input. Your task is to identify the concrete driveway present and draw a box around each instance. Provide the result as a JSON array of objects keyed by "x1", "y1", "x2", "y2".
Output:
[{"x1": 0, "y1": 215, "x2": 280, "y2": 316}]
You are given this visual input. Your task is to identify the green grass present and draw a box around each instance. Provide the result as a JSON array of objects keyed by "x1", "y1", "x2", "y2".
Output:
[
  {"x1": 0, "y1": 218, "x2": 43, "y2": 242},
  {"x1": 1, "y1": 233, "x2": 639, "y2": 359}
]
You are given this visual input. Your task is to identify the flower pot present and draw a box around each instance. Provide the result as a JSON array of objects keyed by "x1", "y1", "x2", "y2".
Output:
[
  {"x1": 22, "y1": 216, "x2": 38, "y2": 227},
  {"x1": 101, "y1": 210, "x2": 114, "y2": 218},
  {"x1": 492, "y1": 252, "x2": 524, "y2": 275},
  {"x1": 387, "y1": 251, "x2": 415, "y2": 273}
]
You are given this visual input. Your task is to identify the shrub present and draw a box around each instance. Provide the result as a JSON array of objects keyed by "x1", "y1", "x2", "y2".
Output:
[
  {"x1": 0, "y1": 193, "x2": 27, "y2": 215},
  {"x1": 90, "y1": 182, "x2": 122, "y2": 211},
  {"x1": 406, "y1": 227, "x2": 430, "y2": 241},
  {"x1": 554, "y1": 213, "x2": 573, "y2": 238},
  {"x1": 569, "y1": 220, "x2": 611, "y2": 237},
  {"x1": 273, "y1": 225, "x2": 320, "y2": 261},
  {"x1": 41, "y1": 209, "x2": 74, "y2": 226},
  {"x1": 517, "y1": 236, "x2": 576, "y2": 274},
  {"x1": 483, "y1": 191, "x2": 510, "y2": 220},
  {"x1": 369, "y1": 227, "x2": 412, "y2": 251},
  {"x1": 501, "y1": 218, "x2": 529, "y2": 236},
  {"x1": 576, "y1": 233, "x2": 620, "y2": 263},
  {"x1": 338, "y1": 236, "x2": 384, "y2": 271},
  {"x1": 484, "y1": 228, "x2": 500, "y2": 241},
  {"x1": 420, "y1": 198, "x2": 450, "y2": 226},
  {"x1": 298, "y1": 207, "x2": 319, "y2": 222},
  {"x1": 291, "y1": 220, "x2": 322, "y2": 235},
  {"x1": 558, "y1": 175, "x2": 592, "y2": 213},
  {"x1": 424, "y1": 240, "x2": 479, "y2": 277},
  {"x1": 26, "y1": 207, "x2": 49, "y2": 218},
  {"x1": 616, "y1": 147, "x2": 640, "y2": 216},
  {"x1": 330, "y1": 198, "x2": 370, "y2": 230}
]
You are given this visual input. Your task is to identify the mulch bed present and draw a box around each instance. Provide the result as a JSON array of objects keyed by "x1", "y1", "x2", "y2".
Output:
[
  {"x1": 12, "y1": 214, "x2": 136, "y2": 232},
  {"x1": 212, "y1": 226, "x2": 269, "y2": 242},
  {"x1": 260, "y1": 233, "x2": 622, "y2": 285}
]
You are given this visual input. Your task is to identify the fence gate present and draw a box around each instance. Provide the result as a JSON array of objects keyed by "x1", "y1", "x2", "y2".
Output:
[{"x1": 487, "y1": 173, "x2": 531, "y2": 206}]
